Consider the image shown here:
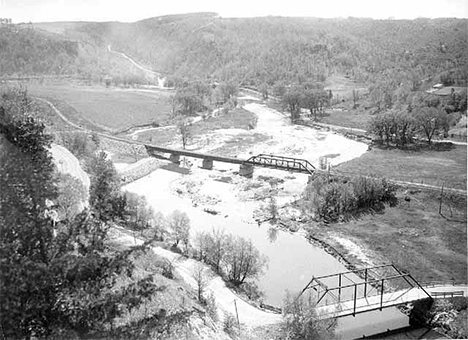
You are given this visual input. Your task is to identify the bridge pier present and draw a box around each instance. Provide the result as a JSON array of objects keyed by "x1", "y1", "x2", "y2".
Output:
[
  {"x1": 169, "y1": 153, "x2": 180, "y2": 164},
  {"x1": 239, "y1": 163, "x2": 254, "y2": 178},
  {"x1": 202, "y1": 159, "x2": 213, "y2": 170}
]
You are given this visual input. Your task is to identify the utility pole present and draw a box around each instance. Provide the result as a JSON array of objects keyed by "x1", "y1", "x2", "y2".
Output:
[{"x1": 233, "y1": 299, "x2": 240, "y2": 330}]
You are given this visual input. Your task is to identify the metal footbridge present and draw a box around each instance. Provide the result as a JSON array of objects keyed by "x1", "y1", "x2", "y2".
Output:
[{"x1": 299, "y1": 264, "x2": 467, "y2": 319}]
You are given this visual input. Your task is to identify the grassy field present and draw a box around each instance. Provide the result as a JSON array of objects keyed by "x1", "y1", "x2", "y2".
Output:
[
  {"x1": 336, "y1": 144, "x2": 467, "y2": 189},
  {"x1": 324, "y1": 74, "x2": 369, "y2": 101},
  {"x1": 27, "y1": 83, "x2": 173, "y2": 131},
  {"x1": 318, "y1": 108, "x2": 374, "y2": 130},
  {"x1": 132, "y1": 107, "x2": 258, "y2": 148},
  {"x1": 191, "y1": 107, "x2": 257, "y2": 135},
  {"x1": 313, "y1": 189, "x2": 467, "y2": 284}
]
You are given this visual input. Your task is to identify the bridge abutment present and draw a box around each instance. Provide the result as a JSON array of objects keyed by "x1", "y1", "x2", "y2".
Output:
[
  {"x1": 169, "y1": 153, "x2": 181, "y2": 164},
  {"x1": 202, "y1": 159, "x2": 213, "y2": 170},
  {"x1": 239, "y1": 163, "x2": 254, "y2": 178}
]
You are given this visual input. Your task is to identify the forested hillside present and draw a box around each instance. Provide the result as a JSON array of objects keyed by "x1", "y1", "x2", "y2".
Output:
[
  {"x1": 0, "y1": 24, "x2": 147, "y2": 82},
  {"x1": 0, "y1": 26, "x2": 79, "y2": 76},
  {"x1": 73, "y1": 13, "x2": 467, "y2": 87},
  {"x1": 2, "y1": 13, "x2": 467, "y2": 89}
]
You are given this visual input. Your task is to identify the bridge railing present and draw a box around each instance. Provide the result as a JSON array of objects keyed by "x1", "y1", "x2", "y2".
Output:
[
  {"x1": 431, "y1": 291, "x2": 465, "y2": 298},
  {"x1": 246, "y1": 154, "x2": 316, "y2": 175}
]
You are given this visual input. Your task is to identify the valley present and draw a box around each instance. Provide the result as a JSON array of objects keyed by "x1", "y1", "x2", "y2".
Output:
[{"x1": 1, "y1": 11, "x2": 467, "y2": 340}]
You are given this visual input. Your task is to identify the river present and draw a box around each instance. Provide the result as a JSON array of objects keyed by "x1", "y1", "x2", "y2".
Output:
[{"x1": 120, "y1": 103, "x2": 408, "y2": 338}]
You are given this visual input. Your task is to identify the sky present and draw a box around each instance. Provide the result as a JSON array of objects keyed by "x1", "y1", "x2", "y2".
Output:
[{"x1": 1, "y1": 0, "x2": 467, "y2": 23}]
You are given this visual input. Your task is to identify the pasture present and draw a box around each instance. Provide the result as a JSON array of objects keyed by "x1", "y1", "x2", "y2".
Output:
[
  {"x1": 336, "y1": 144, "x2": 467, "y2": 190},
  {"x1": 313, "y1": 189, "x2": 467, "y2": 284},
  {"x1": 27, "y1": 83, "x2": 173, "y2": 131}
]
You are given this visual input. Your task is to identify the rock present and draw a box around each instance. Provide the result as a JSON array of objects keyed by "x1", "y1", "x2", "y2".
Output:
[{"x1": 203, "y1": 207, "x2": 220, "y2": 215}]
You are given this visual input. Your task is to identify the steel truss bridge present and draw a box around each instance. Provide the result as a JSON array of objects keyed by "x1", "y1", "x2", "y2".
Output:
[
  {"x1": 244, "y1": 154, "x2": 315, "y2": 175},
  {"x1": 298, "y1": 264, "x2": 466, "y2": 319}
]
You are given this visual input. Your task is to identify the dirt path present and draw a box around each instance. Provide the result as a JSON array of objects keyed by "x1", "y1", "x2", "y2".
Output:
[
  {"x1": 113, "y1": 228, "x2": 282, "y2": 327},
  {"x1": 107, "y1": 45, "x2": 166, "y2": 88}
]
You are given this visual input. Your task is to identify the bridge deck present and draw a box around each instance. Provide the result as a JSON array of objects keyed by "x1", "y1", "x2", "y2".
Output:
[
  {"x1": 145, "y1": 144, "x2": 245, "y2": 164},
  {"x1": 315, "y1": 287, "x2": 429, "y2": 318},
  {"x1": 315, "y1": 285, "x2": 468, "y2": 319}
]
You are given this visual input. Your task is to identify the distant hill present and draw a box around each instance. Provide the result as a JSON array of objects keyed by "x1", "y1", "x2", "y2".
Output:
[{"x1": 2, "y1": 13, "x2": 467, "y2": 88}]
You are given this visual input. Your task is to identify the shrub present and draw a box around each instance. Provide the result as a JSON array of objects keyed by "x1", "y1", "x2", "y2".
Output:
[
  {"x1": 282, "y1": 291, "x2": 337, "y2": 340},
  {"x1": 223, "y1": 313, "x2": 239, "y2": 337},
  {"x1": 204, "y1": 293, "x2": 219, "y2": 323},
  {"x1": 304, "y1": 175, "x2": 398, "y2": 222}
]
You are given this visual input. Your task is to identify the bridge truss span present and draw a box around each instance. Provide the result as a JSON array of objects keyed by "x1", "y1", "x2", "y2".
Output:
[
  {"x1": 245, "y1": 154, "x2": 316, "y2": 175},
  {"x1": 300, "y1": 264, "x2": 433, "y2": 319}
]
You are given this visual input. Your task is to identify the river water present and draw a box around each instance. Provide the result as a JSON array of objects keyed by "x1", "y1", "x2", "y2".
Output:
[{"x1": 123, "y1": 163, "x2": 409, "y2": 339}]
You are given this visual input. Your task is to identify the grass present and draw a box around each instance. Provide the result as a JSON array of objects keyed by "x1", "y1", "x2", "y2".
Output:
[
  {"x1": 31, "y1": 98, "x2": 77, "y2": 132},
  {"x1": 26, "y1": 82, "x2": 173, "y2": 131},
  {"x1": 132, "y1": 126, "x2": 178, "y2": 146},
  {"x1": 317, "y1": 108, "x2": 374, "y2": 130},
  {"x1": 312, "y1": 189, "x2": 467, "y2": 285},
  {"x1": 131, "y1": 107, "x2": 260, "y2": 150},
  {"x1": 336, "y1": 144, "x2": 467, "y2": 190},
  {"x1": 191, "y1": 107, "x2": 258, "y2": 136}
]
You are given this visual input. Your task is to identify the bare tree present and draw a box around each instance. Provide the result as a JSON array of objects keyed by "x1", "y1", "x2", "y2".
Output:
[
  {"x1": 223, "y1": 235, "x2": 268, "y2": 286},
  {"x1": 169, "y1": 210, "x2": 190, "y2": 250},
  {"x1": 282, "y1": 291, "x2": 338, "y2": 340},
  {"x1": 193, "y1": 231, "x2": 210, "y2": 261},
  {"x1": 177, "y1": 119, "x2": 192, "y2": 149},
  {"x1": 191, "y1": 263, "x2": 209, "y2": 302},
  {"x1": 206, "y1": 228, "x2": 227, "y2": 273},
  {"x1": 413, "y1": 107, "x2": 448, "y2": 144}
]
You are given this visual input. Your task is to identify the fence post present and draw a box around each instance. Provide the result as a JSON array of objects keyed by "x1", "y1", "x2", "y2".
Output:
[
  {"x1": 380, "y1": 279, "x2": 384, "y2": 311},
  {"x1": 438, "y1": 183, "x2": 444, "y2": 215}
]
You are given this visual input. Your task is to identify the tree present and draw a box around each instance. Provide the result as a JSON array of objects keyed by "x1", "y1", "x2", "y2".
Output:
[
  {"x1": 259, "y1": 83, "x2": 269, "y2": 100},
  {"x1": 414, "y1": 107, "x2": 448, "y2": 143},
  {"x1": 302, "y1": 89, "x2": 329, "y2": 119},
  {"x1": 193, "y1": 231, "x2": 210, "y2": 262},
  {"x1": 191, "y1": 263, "x2": 209, "y2": 302},
  {"x1": 168, "y1": 94, "x2": 179, "y2": 118},
  {"x1": 352, "y1": 89, "x2": 360, "y2": 109},
  {"x1": 174, "y1": 87, "x2": 202, "y2": 116},
  {"x1": 223, "y1": 235, "x2": 268, "y2": 286},
  {"x1": 282, "y1": 292, "x2": 337, "y2": 340},
  {"x1": 205, "y1": 228, "x2": 227, "y2": 273},
  {"x1": 169, "y1": 210, "x2": 190, "y2": 249},
  {"x1": 0, "y1": 105, "x2": 59, "y2": 338},
  {"x1": 0, "y1": 94, "x2": 156, "y2": 338},
  {"x1": 122, "y1": 191, "x2": 155, "y2": 233},
  {"x1": 215, "y1": 81, "x2": 239, "y2": 104},
  {"x1": 86, "y1": 151, "x2": 121, "y2": 222},
  {"x1": 369, "y1": 111, "x2": 416, "y2": 147},
  {"x1": 282, "y1": 86, "x2": 304, "y2": 122},
  {"x1": 177, "y1": 118, "x2": 192, "y2": 149},
  {"x1": 55, "y1": 172, "x2": 88, "y2": 221}
]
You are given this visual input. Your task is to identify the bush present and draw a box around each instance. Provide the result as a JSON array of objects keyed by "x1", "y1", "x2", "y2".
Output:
[
  {"x1": 223, "y1": 313, "x2": 239, "y2": 337},
  {"x1": 282, "y1": 292, "x2": 337, "y2": 340},
  {"x1": 303, "y1": 175, "x2": 398, "y2": 222},
  {"x1": 54, "y1": 131, "x2": 98, "y2": 161},
  {"x1": 204, "y1": 293, "x2": 219, "y2": 323}
]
